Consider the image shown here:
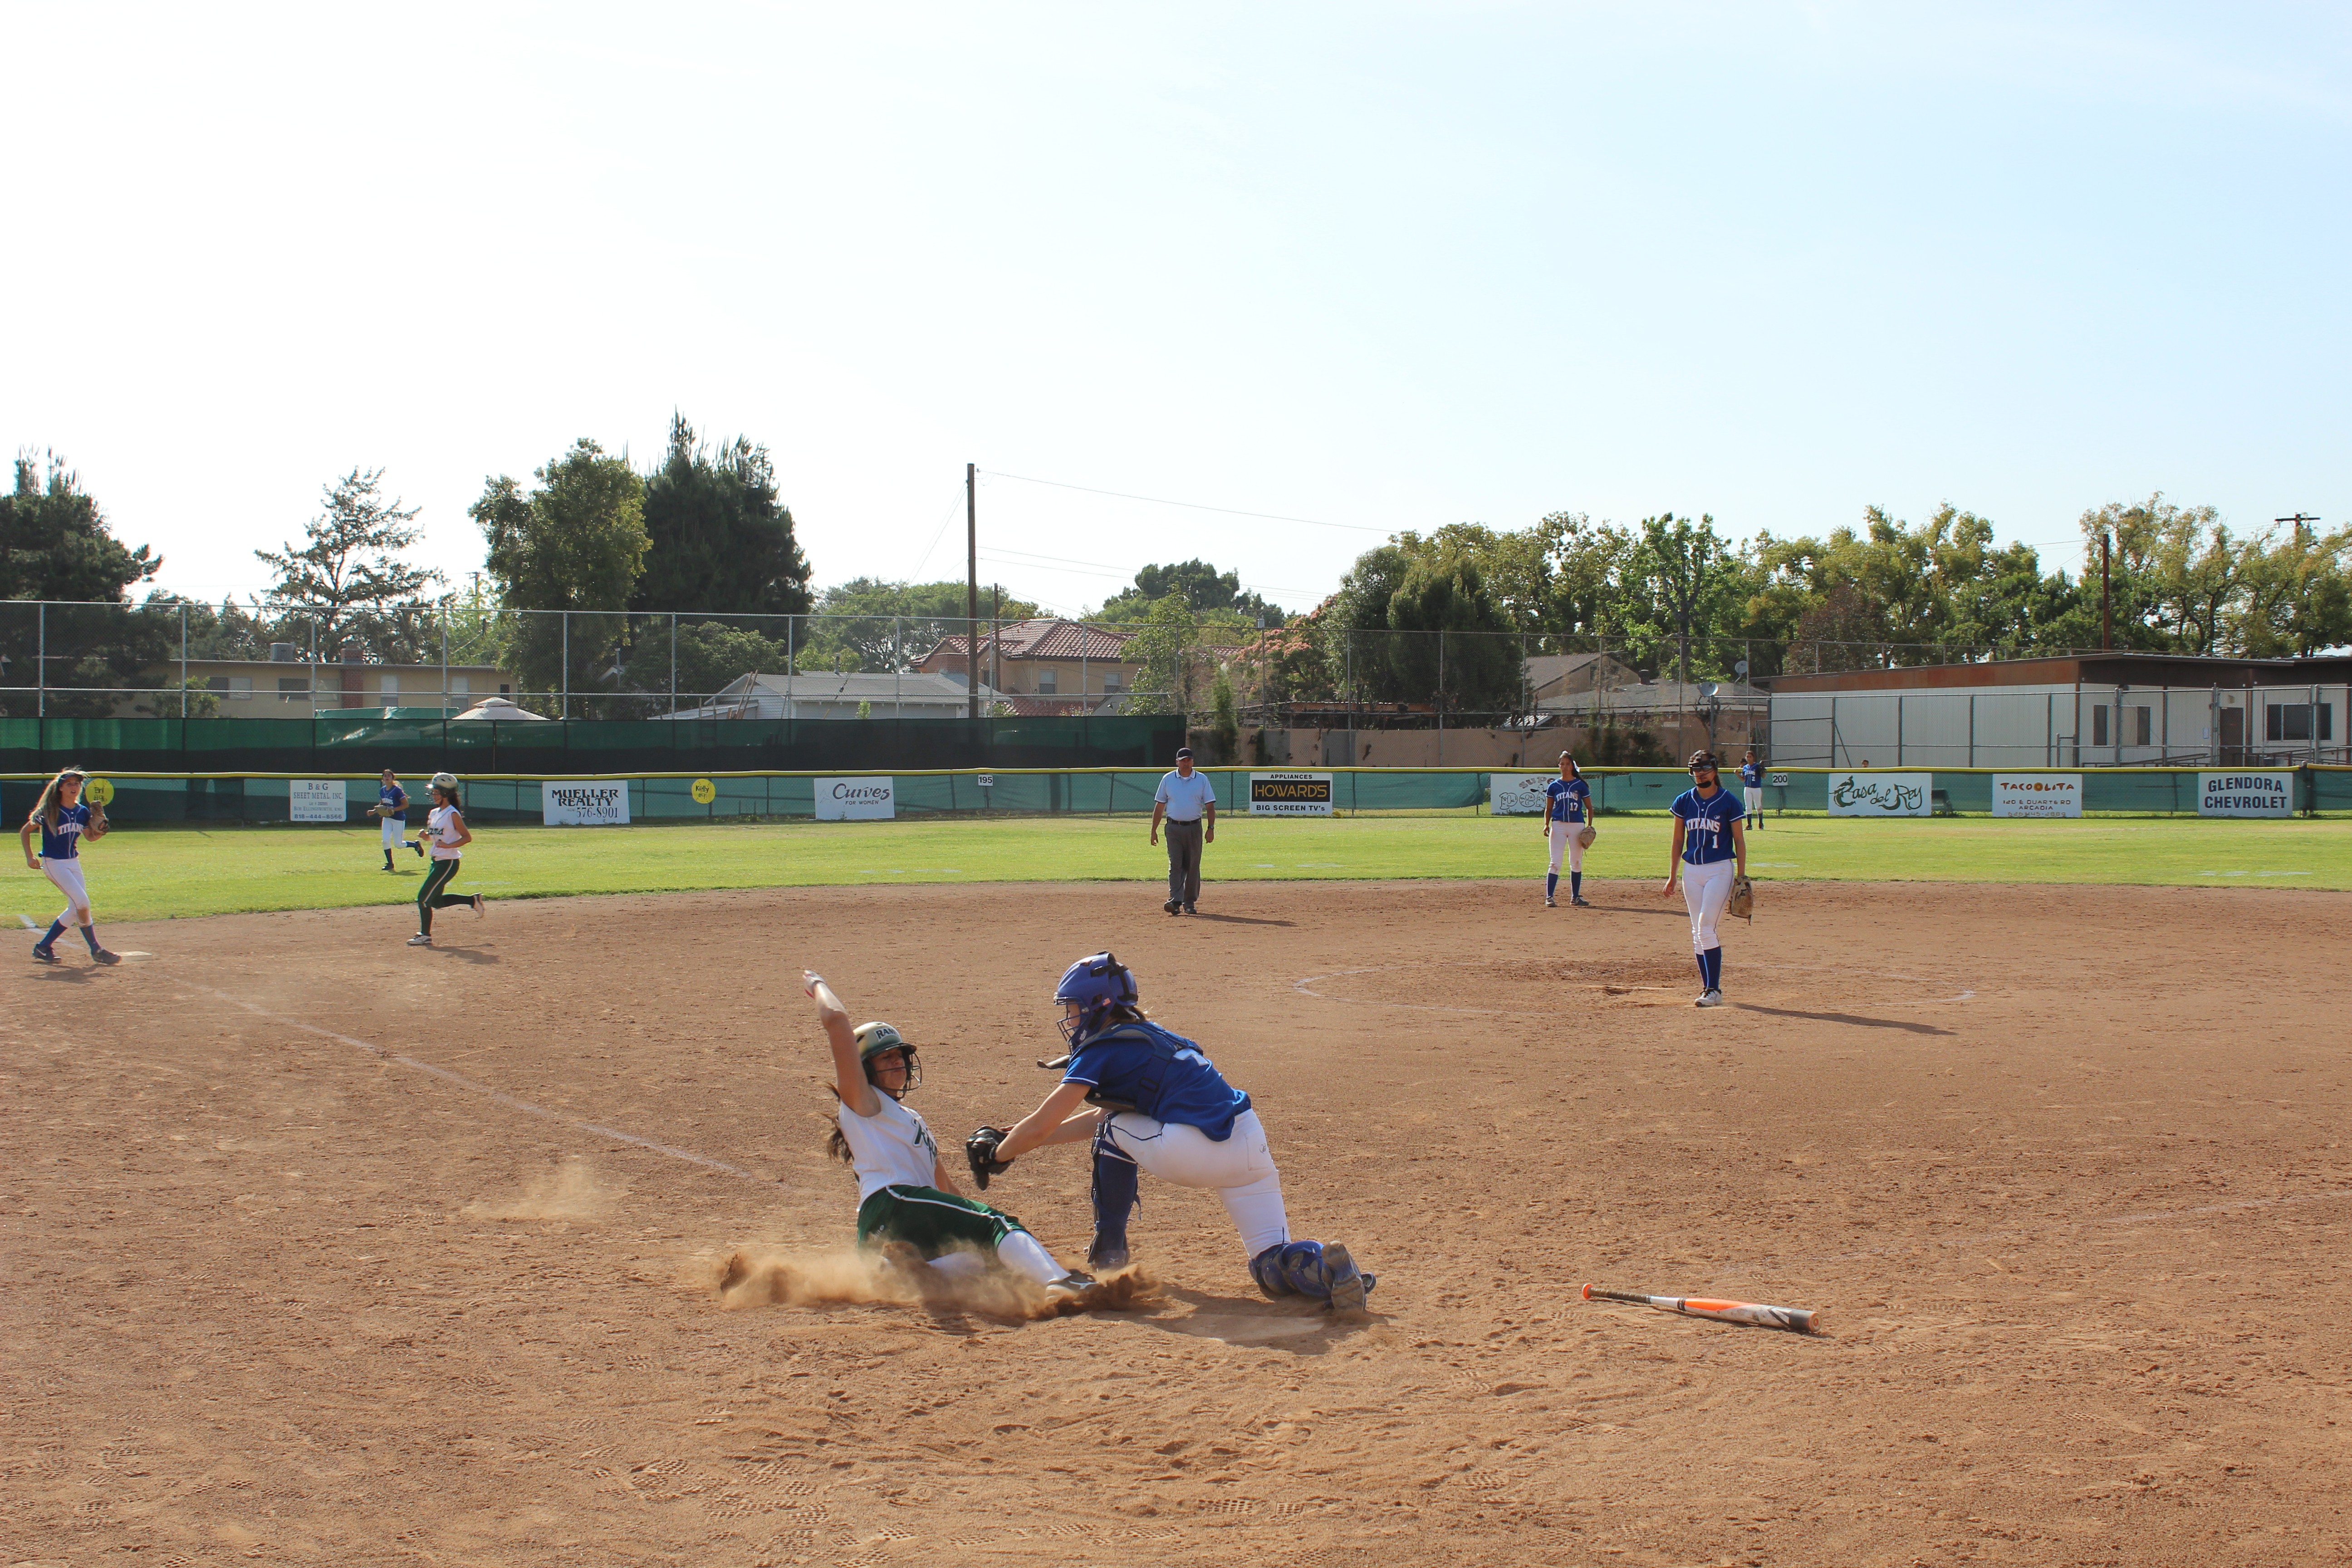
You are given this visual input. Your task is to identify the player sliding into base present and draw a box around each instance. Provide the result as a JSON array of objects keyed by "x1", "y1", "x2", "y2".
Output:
[
  {"x1": 966, "y1": 952, "x2": 1374, "y2": 1315},
  {"x1": 801, "y1": 970, "x2": 1105, "y2": 1306},
  {"x1": 1662, "y1": 749, "x2": 1748, "y2": 1007}
]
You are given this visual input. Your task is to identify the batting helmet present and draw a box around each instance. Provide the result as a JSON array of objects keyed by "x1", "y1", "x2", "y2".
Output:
[
  {"x1": 429, "y1": 771, "x2": 460, "y2": 791},
  {"x1": 852, "y1": 1020, "x2": 921, "y2": 1092},
  {"x1": 1053, "y1": 951, "x2": 1138, "y2": 1049},
  {"x1": 1686, "y1": 750, "x2": 1720, "y2": 773}
]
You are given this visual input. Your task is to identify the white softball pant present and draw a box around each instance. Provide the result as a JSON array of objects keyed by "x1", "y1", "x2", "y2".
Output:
[
  {"x1": 41, "y1": 858, "x2": 91, "y2": 922},
  {"x1": 1680, "y1": 857, "x2": 1734, "y2": 955},
  {"x1": 1103, "y1": 1107, "x2": 1289, "y2": 1259},
  {"x1": 1547, "y1": 818, "x2": 1585, "y2": 874},
  {"x1": 381, "y1": 814, "x2": 406, "y2": 847},
  {"x1": 1743, "y1": 787, "x2": 1762, "y2": 816}
]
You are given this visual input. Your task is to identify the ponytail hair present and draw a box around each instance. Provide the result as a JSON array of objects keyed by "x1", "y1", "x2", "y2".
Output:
[{"x1": 29, "y1": 767, "x2": 88, "y2": 832}]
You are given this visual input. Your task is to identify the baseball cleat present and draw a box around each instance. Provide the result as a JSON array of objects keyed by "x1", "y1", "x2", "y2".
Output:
[
  {"x1": 1544, "y1": 896, "x2": 1555, "y2": 907},
  {"x1": 92, "y1": 948, "x2": 121, "y2": 965},
  {"x1": 1087, "y1": 1238, "x2": 1131, "y2": 1271},
  {"x1": 407, "y1": 933, "x2": 433, "y2": 946},
  {"x1": 1163, "y1": 899, "x2": 1181, "y2": 915},
  {"x1": 1322, "y1": 1243, "x2": 1370, "y2": 1317},
  {"x1": 408, "y1": 839, "x2": 424, "y2": 857},
  {"x1": 1695, "y1": 988, "x2": 1723, "y2": 1007},
  {"x1": 31, "y1": 945, "x2": 58, "y2": 964},
  {"x1": 1045, "y1": 1271, "x2": 1108, "y2": 1307}
]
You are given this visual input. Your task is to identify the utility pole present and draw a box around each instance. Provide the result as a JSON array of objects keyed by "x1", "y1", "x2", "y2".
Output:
[
  {"x1": 2277, "y1": 513, "x2": 2320, "y2": 546},
  {"x1": 2100, "y1": 531, "x2": 2112, "y2": 652},
  {"x1": 965, "y1": 463, "x2": 980, "y2": 720}
]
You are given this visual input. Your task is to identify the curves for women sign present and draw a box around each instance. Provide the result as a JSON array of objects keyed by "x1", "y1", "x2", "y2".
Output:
[
  {"x1": 817, "y1": 777, "x2": 896, "y2": 820},
  {"x1": 1827, "y1": 771, "x2": 1931, "y2": 817}
]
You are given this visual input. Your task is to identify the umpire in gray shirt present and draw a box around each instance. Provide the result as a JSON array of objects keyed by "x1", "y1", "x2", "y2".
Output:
[{"x1": 1149, "y1": 747, "x2": 1217, "y2": 915}]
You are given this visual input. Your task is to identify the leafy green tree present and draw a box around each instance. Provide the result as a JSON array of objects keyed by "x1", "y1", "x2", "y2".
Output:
[
  {"x1": 669, "y1": 621, "x2": 792, "y2": 704},
  {"x1": 2080, "y1": 495, "x2": 2242, "y2": 654},
  {"x1": 254, "y1": 468, "x2": 440, "y2": 658},
  {"x1": 1097, "y1": 560, "x2": 1284, "y2": 626},
  {"x1": 1125, "y1": 593, "x2": 1200, "y2": 714},
  {"x1": 1620, "y1": 513, "x2": 1741, "y2": 682},
  {"x1": 472, "y1": 439, "x2": 649, "y2": 707},
  {"x1": 633, "y1": 414, "x2": 813, "y2": 617},
  {"x1": 0, "y1": 453, "x2": 170, "y2": 717},
  {"x1": 1383, "y1": 557, "x2": 1520, "y2": 715}
]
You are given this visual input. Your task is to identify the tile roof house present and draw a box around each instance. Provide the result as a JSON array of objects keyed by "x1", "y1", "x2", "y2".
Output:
[
  {"x1": 916, "y1": 619, "x2": 1140, "y2": 716},
  {"x1": 655, "y1": 670, "x2": 1004, "y2": 720}
]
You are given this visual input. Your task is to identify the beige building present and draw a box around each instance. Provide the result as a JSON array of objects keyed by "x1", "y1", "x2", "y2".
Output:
[
  {"x1": 177, "y1": 654, "x2": 517, "y2": 714},
  {"x1": 917, "y1": 620, "x2": 1139, "y2": 715}
]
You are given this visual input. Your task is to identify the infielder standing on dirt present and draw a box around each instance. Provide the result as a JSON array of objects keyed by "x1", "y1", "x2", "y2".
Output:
[
  {"x1": 967, "y1": 951, "x2": 1374, "y2": 1314},
  {"x1": 1148, "y1": 746, "x2": 1215, "y2": 916},
  {"x1": 408, "y1": 772, "x2": 483, "y2": 947},
  {"x1": 1661, "y1": 750, "x2": 1746, "y2": 1008},
  {"x1": 801, "y1": 970, "x2": 1103, "y2": 1304},
  {"x1": 20, "y1": 766, "x2": 118, "y2": 966},
  {"x1": 1543, "y1": 752, "x2": 1593, "y2": 908},
  {"x1": 375, "y1": 768, "x2": 421, "y2": 871}
]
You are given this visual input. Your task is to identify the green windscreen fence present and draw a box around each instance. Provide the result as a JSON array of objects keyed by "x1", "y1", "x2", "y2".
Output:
[{"x1": 20, "y1": 766, "x2": 2348, "y2": 825}]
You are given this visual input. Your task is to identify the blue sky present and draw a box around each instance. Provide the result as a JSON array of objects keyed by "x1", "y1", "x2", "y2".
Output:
[{"x1": 6, "y1": 3, "x2": 2347, "y2": 616}]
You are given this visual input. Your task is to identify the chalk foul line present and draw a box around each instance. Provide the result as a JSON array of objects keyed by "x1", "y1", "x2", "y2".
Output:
[{"x1": 193, "y1": 985, "x2": 772, "y2": 1187}]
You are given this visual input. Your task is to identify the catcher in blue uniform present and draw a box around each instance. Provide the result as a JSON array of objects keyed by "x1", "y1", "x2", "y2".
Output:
[{"x1": 965, "y1": 952, "x2": 1375, "y2": 1315}]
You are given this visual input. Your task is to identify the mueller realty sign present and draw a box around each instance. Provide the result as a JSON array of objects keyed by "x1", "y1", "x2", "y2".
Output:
[
  {"x1": 2199, "y1": 770, "x2": 2294, "y2": 818},
  {"x1": 542, "y1": 780, "x2": 631, "y2": 826},
  {"x1": 817, "y1": 776, "x2": 897, "y2": 821}
]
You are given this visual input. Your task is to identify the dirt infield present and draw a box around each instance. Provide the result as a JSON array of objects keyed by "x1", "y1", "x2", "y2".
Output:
[{"x1": 7, "y1": 876, "x2": 2351, "y2": 1566}]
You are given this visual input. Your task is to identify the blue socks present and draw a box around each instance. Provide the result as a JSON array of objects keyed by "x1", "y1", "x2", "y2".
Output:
[
  {"x1": 1570, "y1": 872, "x2": 1582, "y2": 899},
  {"x1": 1700, "y1": 947, "x2": 1723, "y2": 990},
  {"x1": 82, "y1": 924, "x2": 102, "y2": 956},
  {"x1": 39, "y1": 919, "x2": 65, "y2": 951},
  {"x1": 1545, "y1": 872, "x2": 1558, "y2": 899},
  {"x1": 1089, "y1": 1126, "x2": 1139, "y2": 1263}
]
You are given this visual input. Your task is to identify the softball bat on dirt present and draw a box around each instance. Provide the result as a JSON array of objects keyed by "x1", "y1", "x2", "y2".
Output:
[{"x1": 1582, "y1": 1283, "x2": 1818, "y2": 1333}]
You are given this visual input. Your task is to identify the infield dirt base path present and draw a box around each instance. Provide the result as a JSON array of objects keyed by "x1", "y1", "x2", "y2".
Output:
[{"x1": 6, "y1": 877, "x2": 2351, "y2": 1567}]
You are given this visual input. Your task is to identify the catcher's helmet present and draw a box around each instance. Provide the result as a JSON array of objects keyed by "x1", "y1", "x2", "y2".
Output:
[
  {"x1": 852, "y1": 1021, "x2": 921, "y2": 1092},
  {"x1": 1686, "y1": 750, "x2": 1720, "y2": 773},
  {"x1": 429, "y1": 771, "x2": 460, "y2": 791},
  {"x1": 1053, "y1": 951, "x2": 1138, "y2": 1049}
]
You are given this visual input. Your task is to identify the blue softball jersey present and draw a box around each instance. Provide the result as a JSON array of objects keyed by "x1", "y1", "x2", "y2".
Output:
[
  {"x1": 1671, "y1": 786, "x2": 1745, "y2": 865},
  {"x1": 1739, "y1": 761, "x2": 1762, "y2": 788},
  {"x1": 1544, "y1": 777, "x2": 1591, "y2": 823},
  {"x1": 380, "y1": 782, "x2": 408, "y2": 814},
  {"x1": 38, "y1": 803, "x2": 93, "y2": 861},
  {"x1": 1062, "y1": 1020, "x2": 1252, "y2": 1141}
]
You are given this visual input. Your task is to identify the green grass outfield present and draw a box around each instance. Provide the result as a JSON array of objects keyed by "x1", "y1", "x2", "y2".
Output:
[{"x1": 29, "y1": 813, "x2": 2352, "y2": 922}]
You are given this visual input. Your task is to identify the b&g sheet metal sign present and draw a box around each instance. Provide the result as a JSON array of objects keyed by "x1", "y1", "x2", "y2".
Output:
[
  {"x1": 2199, "y1": 771, "x2": 2293, "y2": 818},
  {"x1": 289, "y1": 779, "x2": 347, "y2": 823},
  {"x1": 1827, "y1": 771, "x2": 1931, "y2": 817},
  {"x1": 1249, "y1": 772, "x2": 1333, "y2": 815}
]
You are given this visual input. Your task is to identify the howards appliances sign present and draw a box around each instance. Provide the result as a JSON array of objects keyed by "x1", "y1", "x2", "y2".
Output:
[
  {"x1": 542, "y1": 780, "x2": 631, "y2": 826},
  {"x1": 1488, "y1": 774, "x2": 1553, "y2": 816},
  {"x1": 2199, "y1": 771, "x2": 2294, "y2": 818},
  {"x1": 818, "y1": 776, "x2": 897, "y2": 821},
  {"x1": 1991, "y1": 774, "x2": 2082, "y2": 818},
  {"x1": 1827, "y1": 771, "x2": 1931, "y2": 817},
  {"x1": 1249, "y1": 772, "x2": 1333, "y2": 816}
]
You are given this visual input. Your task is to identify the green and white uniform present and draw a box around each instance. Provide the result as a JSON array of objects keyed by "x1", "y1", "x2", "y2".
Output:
[{"x1": 838, "y1": 1093, "x2": 1067, "y2": 1284}]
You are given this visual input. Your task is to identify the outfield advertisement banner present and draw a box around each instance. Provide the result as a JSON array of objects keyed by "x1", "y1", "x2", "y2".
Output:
[
  {"x1": 2198, "y1": 771, "x2": 2294, "y2": 818},
  {"x1": 817, "y1": 776, "x2": 896, "y2": 821},
  {"x1": 1250, "y1": 772, "x2": 1333, "y2": 815},
  {"x1": 543, "y1": 780, "x2": 631, "y2": 826},
  {"x1": 289, "y1": 779, "x2": 346, "y2": 823},
  {"x1": 1488, "y1": 774, "x2": 1552, "y2": 816},
  {"x1": 1828, "y1": 771, "x2": 1932, "y2": 817},
  {"x1": 1991, "y1": 774, "x2": 2082, "y2": 818}
]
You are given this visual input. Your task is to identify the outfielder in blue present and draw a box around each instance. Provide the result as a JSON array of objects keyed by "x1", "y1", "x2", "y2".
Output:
[
  {"x1": 19, "y1": 766, "x2": 118, "y2": 965},
  {"x1": 976, "y1": 952, "x2": 1375, "y2": 1314},
  {"x1": 376, "y1": 769, "x2": 422, "y2": 871},
  {"x1": 1663, "y1": 750, "x2": 1747, "y2": 1007},
  {"x1": 1542, "y1": 752, "x2": 1594, "y2": 907},
  {"x1": 1738, "y1": 747, "x2": 1764, "y2": 831}
]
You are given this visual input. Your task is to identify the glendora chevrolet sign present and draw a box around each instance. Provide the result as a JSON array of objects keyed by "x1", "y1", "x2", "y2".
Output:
[{"x1": 2198, "y1": 771, "x2": 2293, "y2": 818}]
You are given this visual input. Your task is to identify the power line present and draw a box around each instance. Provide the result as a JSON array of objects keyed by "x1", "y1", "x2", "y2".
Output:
[{"x1": 983, "y1": 470, "x2": 1391, "y2": 534}]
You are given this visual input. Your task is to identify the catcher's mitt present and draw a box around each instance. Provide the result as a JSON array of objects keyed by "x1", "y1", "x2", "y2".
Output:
[
  {"x1": 1727, "y1": 875, "x2": 1755, "y2": 921},
  {"x1": 1575, "y1": 823, "x2": 1597, "y2": 850},
  {"x1": 965, "y1": 1126, "x2": 1013, "y2": 1191}
]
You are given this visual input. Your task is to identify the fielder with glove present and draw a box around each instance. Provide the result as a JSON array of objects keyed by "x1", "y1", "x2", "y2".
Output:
[
  {"x1": 1661, "y1": 750, "x2": 1748, "y2": 1008},
  {"x1": 971, "y1": 951, "x2": 1376, "y2": 1317},
  {"x1": 372, "y1": 769, "x2": 423, "y2": 872},
  {"x1": 1542, "y1": 752, "x2": 1594, "y2": 907}
]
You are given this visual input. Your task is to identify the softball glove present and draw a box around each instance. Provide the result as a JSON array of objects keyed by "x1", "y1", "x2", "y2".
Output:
[
  {"x1": 965, "y1": 1126, "x2": 1013, "y2": 1191},
  {"x1": 1575, "y1": 823, "x2": 1597, "y2": 850},
  {"x1": 1727, "y1": 875, "x2": 1755, "y2": 921}
]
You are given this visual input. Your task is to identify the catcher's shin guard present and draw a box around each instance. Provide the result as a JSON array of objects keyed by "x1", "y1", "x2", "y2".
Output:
[{"x1": 1088, "y1": 1125, "x2": 1139, "y2": 1269}]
